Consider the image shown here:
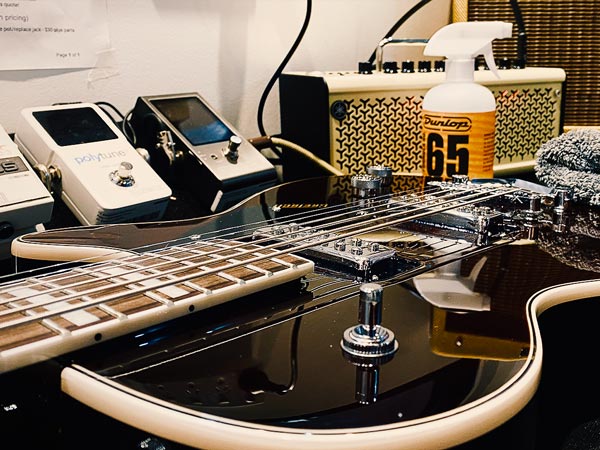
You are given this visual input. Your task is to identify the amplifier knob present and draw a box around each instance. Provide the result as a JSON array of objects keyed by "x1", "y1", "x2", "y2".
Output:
[
  {"x1": 434, "y1": 60, "x2": 445, "y2": 72},
  {"x1": 401, "y1": 60, "x2": 415, "y2": 73},
  {"x1": 358, "y1": 61, "x2": 373, "y2": 74},
  {"x1": 418, "y1": 60, "x2": 432, "y2": 72},
  {"x1": 382, "y1": 61, "x2": 398, "y2": 73}
]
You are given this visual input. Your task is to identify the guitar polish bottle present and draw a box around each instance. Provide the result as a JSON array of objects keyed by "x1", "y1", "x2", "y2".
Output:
[{"x1": 421, "y1": 21, "x2": 513, "y2": 180}]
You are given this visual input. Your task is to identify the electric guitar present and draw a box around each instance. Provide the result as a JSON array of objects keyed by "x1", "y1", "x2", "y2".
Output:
[{"x1": 1, "y1": 174, "x2": 599, "y2": 450}]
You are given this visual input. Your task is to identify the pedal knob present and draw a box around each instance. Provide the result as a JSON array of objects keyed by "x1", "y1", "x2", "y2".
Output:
[{"x1": 224, "y1": 135, "x2": 242, "y2": 162}]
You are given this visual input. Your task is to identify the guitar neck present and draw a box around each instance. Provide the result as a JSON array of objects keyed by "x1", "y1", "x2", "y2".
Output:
[{"x1": 0, "y1": 239, "x2": 313, "y2": 373}]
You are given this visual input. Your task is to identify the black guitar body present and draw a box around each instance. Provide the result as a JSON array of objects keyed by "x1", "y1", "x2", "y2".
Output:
[{"x1": 1, "y1": 175, "x2": 599, "y2": 450}]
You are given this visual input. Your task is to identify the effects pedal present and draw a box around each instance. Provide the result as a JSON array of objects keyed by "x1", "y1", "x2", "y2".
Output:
[
  {"x1": 15, "y1": 103, "x2": 172, "y2": 226},
  {"x1": 0, "y1": 124, "x2": 53, "y2": 259},
  {"x1": 129, "y1": 92, "x2": 278, "y2": 213}
]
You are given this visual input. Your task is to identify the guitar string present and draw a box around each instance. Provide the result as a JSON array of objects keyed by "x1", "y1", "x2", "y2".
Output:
[
  {"x1": 103, "y1": 241, "x2": 506, "y2": 379},
  {"x1": 0, "y1": 189, "x2": 457, "y2": 324},
  {"x1": 110, "y1": 268, "x2": 432, "y2": 380},
  {"x1": 0, "y1": 180, "x2": 475, "y2": 300},
  {"x1": 0, "y1": 183, "x2": 519, "y2": 329},
  {"x1": 0, "y1": 183, "x2": 419, "y2": 293},
  {"x1": 0, "y1": 182, "x2": 453, "y2": 300},
  {"x1": 0, "y1": 183, "x2": 517, "y2": 328},
  {"x1": 0, "y1": 182, "x2": 502, "y2": 306},
  {"x1": 1, "y1": 183, "x2": 408, "y2": 285}
]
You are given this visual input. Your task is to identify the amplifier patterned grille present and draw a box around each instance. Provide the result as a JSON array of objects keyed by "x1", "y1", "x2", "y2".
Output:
[
  {"x1": 332, "y1": 87, "x2": 560, "y2": 174},
  {"x1": 465, "y1": 0, "x2": 599, "y2": 127}
]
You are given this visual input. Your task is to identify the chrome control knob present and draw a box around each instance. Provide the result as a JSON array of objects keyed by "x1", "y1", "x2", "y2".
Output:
[
  {"x1": 351, "y1": 174, "x2": 381, "y2": 198},
  {"x1": 340, "y1": 283, "x2": 398, "y2": 358},
  {"x1": 367, "y1": 165, "x2": 393, "y2": 187}
]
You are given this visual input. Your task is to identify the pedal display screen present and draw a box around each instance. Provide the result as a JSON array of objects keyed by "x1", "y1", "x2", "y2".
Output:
[
  {"x1": 150, "y1": 96, "x2": 233, "y2": 146},
  {"x1": 33, "y1": 106, "x2": 119, "y2": 147}
]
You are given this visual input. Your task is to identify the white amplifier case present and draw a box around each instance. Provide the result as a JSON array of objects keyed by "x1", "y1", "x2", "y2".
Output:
[{"x1": 279, "y1": 67, "x2": 566, "y2": 180}]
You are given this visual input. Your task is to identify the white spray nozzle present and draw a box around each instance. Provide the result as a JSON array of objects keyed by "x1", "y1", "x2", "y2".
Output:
[{"x1": 424, "y1": 21, "x2": 513, "y2": 78}]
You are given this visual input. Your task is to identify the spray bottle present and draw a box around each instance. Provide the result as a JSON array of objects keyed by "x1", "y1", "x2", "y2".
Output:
[{"x1": 421, "y1": 21, "x2": 513, "y2": 180}]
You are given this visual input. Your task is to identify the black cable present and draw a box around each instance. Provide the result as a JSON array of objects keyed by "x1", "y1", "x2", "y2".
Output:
[
  {"x1": 94, "y1": 101, "x2": 140, "y2": 146},
  {"x1": 367, "y1": 0, "x2": 432, "y2": 65},
  {"x1": 509, "y1": 0, "x2": 527, "y2": 67},
  {"x1": 256, "y1": 0, "x2": 312, "y2": 138},
  {"x1": 95, "y1": 101, "x2": 125, "y2": 121}
]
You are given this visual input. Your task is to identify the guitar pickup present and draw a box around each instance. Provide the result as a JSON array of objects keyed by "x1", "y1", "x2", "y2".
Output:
[
  {"x1": 400, "y1": 205, "x2": 507, "y2": 246},
  {"x1": 253, "y1": 224, "x2": 418, "y2": 282}
]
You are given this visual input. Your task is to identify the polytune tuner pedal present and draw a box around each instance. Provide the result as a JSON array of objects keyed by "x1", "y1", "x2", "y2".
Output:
[{"x1": 15, "y1": 102, "x2": 172, "y2": 226}]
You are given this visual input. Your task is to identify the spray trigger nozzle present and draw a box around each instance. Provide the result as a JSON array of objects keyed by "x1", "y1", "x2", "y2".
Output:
[
  {"x1": 481, "y1": 43, "x2": 499, "y2": 77},
  {"x1": 424, "y1": 21, "x2": 512, "y2": 81}
]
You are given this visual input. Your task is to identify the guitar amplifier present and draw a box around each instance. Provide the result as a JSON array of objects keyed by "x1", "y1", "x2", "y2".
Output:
[
  {"x1": 279, "y1": 67, "x2": 565, "y2": 181},
  {"x1": 453, "y1": 0, "x2": 600, "y2": 130}
]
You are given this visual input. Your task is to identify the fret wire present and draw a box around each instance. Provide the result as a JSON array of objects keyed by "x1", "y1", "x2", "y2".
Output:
[
  {"x1": 0, "y1": 184, "x2": 517, "y2": 326},
  {"x1": 0, "y1": 184, "x2": 465, "y2": 303},
  {"x1": 0, "y1": 244, "x2": 307, "y2": 329},
  {"x1": 181, "y1": 280, "x2": 211, "y2": 294},
  {"x1": 22, "y1": 185, "x2": 502, "y2": 308},
  {"x1": 40, "y1": 318, "x2": 68, "y2": 335},
  {"x1": 95, "y1": 301, "x2": 124, "y2": 319}
]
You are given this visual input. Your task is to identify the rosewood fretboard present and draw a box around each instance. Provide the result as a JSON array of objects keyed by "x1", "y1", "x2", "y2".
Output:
[{"x1": 0, "y1": 239, "x2": 313, "y2": 373}]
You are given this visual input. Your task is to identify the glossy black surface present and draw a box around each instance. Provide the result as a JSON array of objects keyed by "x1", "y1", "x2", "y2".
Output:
[{"x1": 2, "y1": 173, "x2": 600, "y2": 448}]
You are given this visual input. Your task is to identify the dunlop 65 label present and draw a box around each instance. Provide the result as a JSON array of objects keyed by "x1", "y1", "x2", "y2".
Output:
[{"x1": 422, "y1": 111, "x2": 495, "y2": 179}]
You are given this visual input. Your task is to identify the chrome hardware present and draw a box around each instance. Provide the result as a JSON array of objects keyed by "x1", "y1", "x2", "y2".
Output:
[
  {"x1": 351, "y1": 174, "x2": 381, "y2": 198},
  {"x1": 552, "y1": 188, "x2": 571, "y2": 232},
  {"x1": 367, "y1": 165, "x2": 393, "y2": 187},
  {"x1": 341, "y1": 284, "x2": 398, "y2": 404},
  {"x1": 452, "y1": 174, "x2": 470, "y2": 184},
  {"x1": 341, "y1": 283, "x2": 398, "y2": 358},
  {"x1": 156, "y1": 130, "x2": 184, "y2": 166},
  {"x1": 33, "y1": 163, "x2": 62, "y2": 195},
  {"x1": 254, "y1": 224, "x2": 402, "y2": 281}
]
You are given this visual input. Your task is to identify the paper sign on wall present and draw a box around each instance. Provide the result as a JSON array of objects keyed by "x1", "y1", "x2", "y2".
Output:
[{"x1": 0, "y1": 0, "x2": 109, "y2": 71}]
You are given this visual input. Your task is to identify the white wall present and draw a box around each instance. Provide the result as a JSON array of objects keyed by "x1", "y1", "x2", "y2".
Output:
[{"x1": 0, "y1": 0, "x2": 451, "y2": 139}]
